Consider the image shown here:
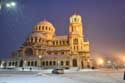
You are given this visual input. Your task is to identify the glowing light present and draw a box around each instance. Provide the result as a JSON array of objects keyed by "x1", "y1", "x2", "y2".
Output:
[
  {"x1": 6, "y1": 3, "x2": 11, "y2": 8},
  {"x1": 39, "y1": 55, "x2": 42, "y2": 59},
  {"x1": 10, "y1": 2, "x2": 16, "y2": 7},
  {"x1": 5, "y1": 2, "x2": 16, "y2": 8},
  {"x1": 98, "y1": 59, "x2": 104, "y2": 65}
]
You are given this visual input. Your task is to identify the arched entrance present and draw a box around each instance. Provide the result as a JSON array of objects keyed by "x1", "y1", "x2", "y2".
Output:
[
  {"x1": 81, "y1": 61, "x2": 84, "y2": 68},
  {"x1": 72, "y1": 59, "x2": 77, "y2": 67},
  {"x1": 3, "y1": 62, "x2": 7, "y2": 68},
  {"x1": 25, "y1": 48, "x2": 33, "y2": 56},
  {"x1": 19, "y1": 60, "x2": 24, "y2": 67}
]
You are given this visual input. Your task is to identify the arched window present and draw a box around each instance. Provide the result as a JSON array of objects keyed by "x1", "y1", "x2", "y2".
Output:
[
  {"x1": 19, "y1": 60, "x2": 24, "y2": 67},
  {"x1": 60, "y1": 41, "x2": 62, "y2": 45},
  {"x1": 39, "y1": 38, "x2": 41, "y2": 42},
  {"x1": 28, "y1": 61, "x2": 30, "y2": 66},
  {"x1": 34, "y1": 61, "x2": 37, "y2": 66},
  {"x1": 46, "y1": 26, "x2": 47, "y2": 30},
  {"x1": 67, "y1": 40, "x2": 69, "y2": 44},
  {"x1": 53, "y1": 61, "x2": 56, "y2": 65},
  {"x1": 53, "y1": 41, "x2": 56, "y2": 45},
  {"x1": 61, "y1": 61, "x2": 64, "y2": 66},
  {"x1": 66, "y1": 61, "x2": 69, "y2": 65},
  {"x1": 56, "y1": 41, "x2": 58, "y2": 45},
  {"x1": 31, "y1": 61, "x2": 34, "y2": 66},
  {"x1": 73, "y1": 38, "x2": 78, "y2": 44},
  {"x1": 72, "y1": 59, "x2": 77, "y2": 67},
  {"x1": 63, "y1": 41, "x2": 65, "y2": 45},
  {"x1": 74, "y1": 18, "x2": 77, "y2": 22},
  {"x1": 81, "y1": 61, "x2": 84, "y2": 68},
  {"x1": 42, "y1": 26, "x2": 44, "y2": 30},
  {"x1": 39, "y1": 26, "x2": 41, "y2": 30},
  {"x1": 49, "y1": 61, "x2": 52, "y2": 66},
  {"x1": 46, "y1": 61, "x2": 48, "y2": 66},
  {"x1": 42, "y1": 62, "x2": 45, "y2": 66},
  {"x1": 15, "y1": 61, "x2": 17, "y2": 66},
  {"x1": 35, "y1": 37, "x2": 37, "y2": 42},
  {"x1": 9, "y1": 62, "x2": 11, "y2": 66}
]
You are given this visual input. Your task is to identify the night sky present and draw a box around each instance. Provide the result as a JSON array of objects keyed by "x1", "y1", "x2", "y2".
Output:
[{"x1": 0, "y1": 0, "x2": 125, "y2": 58}]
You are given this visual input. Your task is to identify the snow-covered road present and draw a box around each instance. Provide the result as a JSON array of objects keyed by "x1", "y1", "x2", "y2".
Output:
[
  {"x1": 58, "y1": 70, "x2": 125, "y2": 83},
  {"x1": 0, "y1": 69, "x2": 125, "y2": 83},
  {"x1": 0, "y1": 73, "x2": 82, "y2": 83}
]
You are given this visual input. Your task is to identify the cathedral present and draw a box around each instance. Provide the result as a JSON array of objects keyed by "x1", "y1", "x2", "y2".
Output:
[{"x1": 4, "y1": 14, "x2": 93, "y2": 69}]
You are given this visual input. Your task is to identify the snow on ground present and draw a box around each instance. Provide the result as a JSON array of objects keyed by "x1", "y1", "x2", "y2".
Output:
[
  {"x1": 0, "y1": 74, "x2": 82, "y2": 83},
  {"x1": 0, "y1": 69, "x2": 125, "y2": 83},
  {"x1": 59, "y1": 69, "x2": 125, "y2": 83}
]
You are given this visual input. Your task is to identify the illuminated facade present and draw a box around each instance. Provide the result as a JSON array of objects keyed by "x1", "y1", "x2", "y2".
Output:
[{"x1": 5, "y1": 14, "x2": 93, "y2": 69}]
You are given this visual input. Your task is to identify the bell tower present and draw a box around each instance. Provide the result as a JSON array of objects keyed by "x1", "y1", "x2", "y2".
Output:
[
  {"x1": 69, "y1": 14, "x2": 84, "y2": 52},
  {"x1": 69, "y1": 14, "x2": 83, "y2": 37}
]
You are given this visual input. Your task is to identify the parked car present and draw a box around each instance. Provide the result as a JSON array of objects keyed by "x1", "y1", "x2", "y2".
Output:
[{"x1": 52, "y1": 68, "x2": 64, "y2": 74}]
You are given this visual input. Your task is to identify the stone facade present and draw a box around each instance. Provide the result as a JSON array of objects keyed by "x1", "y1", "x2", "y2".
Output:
[{"x1": 4, "y1": 14, "x2": 93, "y2": 69}]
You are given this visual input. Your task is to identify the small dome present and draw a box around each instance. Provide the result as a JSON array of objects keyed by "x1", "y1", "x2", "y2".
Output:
[{"x1": 33, "y1": 20, "x2": 55, "y2": 34}]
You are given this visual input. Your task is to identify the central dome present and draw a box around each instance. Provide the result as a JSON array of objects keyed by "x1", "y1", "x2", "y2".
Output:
[{"x1": 33, "y1": 20, "x2": 55, "y2": 34}]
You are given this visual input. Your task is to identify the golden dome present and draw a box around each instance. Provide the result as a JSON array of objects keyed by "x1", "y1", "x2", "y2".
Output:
[{"x1": 33, "y1": 20, "x2": 55, "y2": 33}]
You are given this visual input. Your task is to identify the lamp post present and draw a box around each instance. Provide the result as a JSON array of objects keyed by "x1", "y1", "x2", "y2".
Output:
[
  {"x1": 39, "y1": 55, "x2": 42, "y2": 69},
  {"x1": 97, "y1": 58, "x2": 104, "y2": 68}
]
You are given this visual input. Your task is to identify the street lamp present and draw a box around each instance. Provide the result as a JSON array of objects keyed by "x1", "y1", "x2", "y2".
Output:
[
  {"x1": 39, "y1": 55, "x2": 42, "y2": 59},
  {"x1": 39, "y1": 55, "x2": 42, "y2": 69},
  {"x1": 96, "y1": 58, "x2": 104, "y2": 68},
  {"x1": 98, "y1": 59, "x2": 104, "y2": 65}
]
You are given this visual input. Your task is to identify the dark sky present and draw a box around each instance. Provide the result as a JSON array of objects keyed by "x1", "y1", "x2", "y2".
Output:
[{"x1": 0, "y1": 0, "x2": 125, "y2": 58}]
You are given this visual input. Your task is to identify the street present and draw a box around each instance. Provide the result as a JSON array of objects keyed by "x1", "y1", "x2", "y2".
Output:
[{"x1": 0, "y1": 69, "x2": 125, "y2": 83}]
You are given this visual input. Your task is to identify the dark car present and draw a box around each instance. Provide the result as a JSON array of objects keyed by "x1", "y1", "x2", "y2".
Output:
[{"x1": 52, "y1": 68, "x2": 64, "y2": 74}]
